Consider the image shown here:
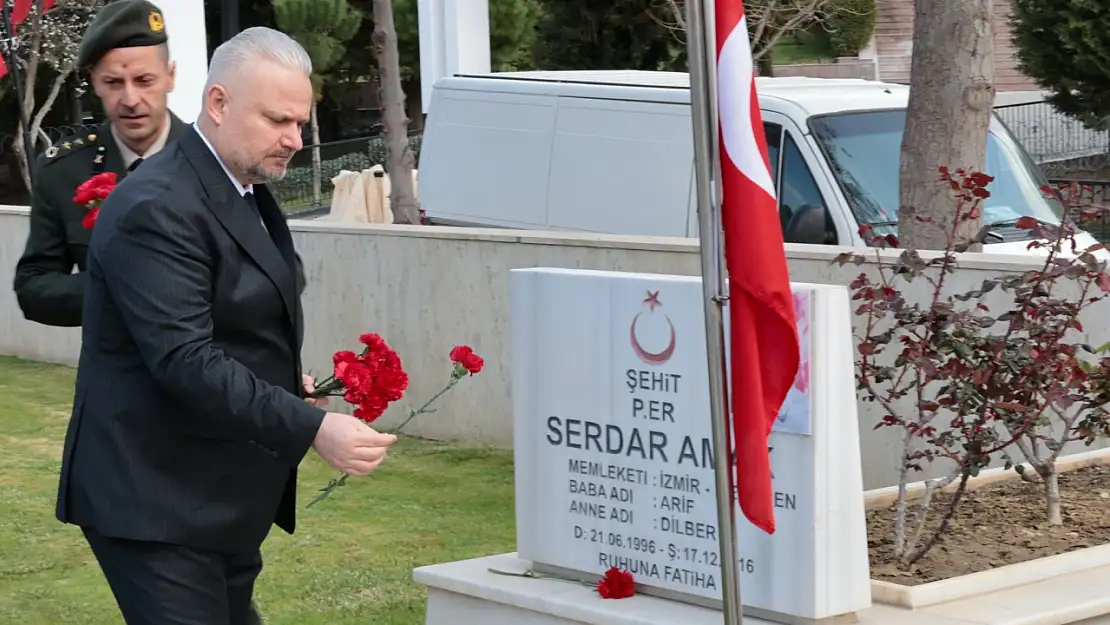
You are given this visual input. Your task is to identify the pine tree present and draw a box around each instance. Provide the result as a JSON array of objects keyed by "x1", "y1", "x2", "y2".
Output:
[
  {"x1": 273, "y1": 0, "x2": 363, "y2": 206},
  {"x1": 1011, "y1": 0, "x2": 1110, "y2": 129}
]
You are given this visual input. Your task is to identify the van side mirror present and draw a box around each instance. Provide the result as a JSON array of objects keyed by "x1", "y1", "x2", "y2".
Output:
[{"x1": 785, "y1": 204, "x2": 836, "y2": 245}]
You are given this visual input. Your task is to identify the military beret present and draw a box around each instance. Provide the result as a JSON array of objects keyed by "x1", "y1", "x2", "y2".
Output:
[{"x1": 76, "y1": 0, "x2": 168, "y2": 69}]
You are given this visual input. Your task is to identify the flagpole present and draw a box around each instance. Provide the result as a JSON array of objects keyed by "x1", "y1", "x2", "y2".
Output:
[{"x1": 685, "y1": 0, "x2": 745, "y2": 623}]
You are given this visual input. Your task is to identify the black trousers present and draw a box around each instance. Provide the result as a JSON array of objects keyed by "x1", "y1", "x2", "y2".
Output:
[{"x1": 83, "y1": 527, "x2": 266, "y2": 625}]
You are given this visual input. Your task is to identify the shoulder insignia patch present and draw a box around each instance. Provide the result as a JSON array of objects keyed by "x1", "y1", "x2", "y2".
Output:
[{"x1": 41, "y1": 133, "x2": 96, "y2": 167}]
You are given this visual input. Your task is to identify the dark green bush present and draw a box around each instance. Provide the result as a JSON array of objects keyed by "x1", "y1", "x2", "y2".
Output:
[
  {"x1": 1011, "y1": 0, "x2": 1110, "y2": 130},
  {"x1": 826, "y1": 0, "x2": 877, "y2": 58}
]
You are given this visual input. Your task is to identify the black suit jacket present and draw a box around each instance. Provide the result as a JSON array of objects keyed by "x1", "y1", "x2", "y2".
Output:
[{"x1": 55, "y1": 126, "x2": 325, "y2": 553}]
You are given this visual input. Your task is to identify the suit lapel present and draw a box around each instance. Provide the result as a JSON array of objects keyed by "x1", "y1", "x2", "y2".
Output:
[
  {"x1": 178, "y1": 128, "x2": 297, "y2": 328},
  {"x1": 254, "y1": 186, "x2": 304, "y2": 347}
]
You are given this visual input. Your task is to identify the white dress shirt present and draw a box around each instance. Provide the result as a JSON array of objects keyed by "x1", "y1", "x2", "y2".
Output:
[
  {"x1": 112, "y1": 112, "x2": 173, "y2": 170},
  {"x1": 193, "y1": 123, "x2": 268, "y2": 232}
]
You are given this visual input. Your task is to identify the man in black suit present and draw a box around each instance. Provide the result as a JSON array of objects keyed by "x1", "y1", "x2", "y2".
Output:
[{"x1": 55, "y1": 26, "x2": 397, "y2": 625}]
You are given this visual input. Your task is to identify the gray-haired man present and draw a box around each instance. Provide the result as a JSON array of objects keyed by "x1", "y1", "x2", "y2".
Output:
[{"x1": 55, "y1": 27, "x2": 397, "y2": 624}]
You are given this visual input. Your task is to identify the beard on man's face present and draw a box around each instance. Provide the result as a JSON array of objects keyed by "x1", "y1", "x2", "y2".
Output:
[
  {"x1": 231, "y1": 148, "x2": 293, "y2": 184},
  {"x1": 250, "y1": 149, "x2": 295, "y2": 182},
  {"x1": 247, "y1": 162, "x2": 288, "y2": 183}
]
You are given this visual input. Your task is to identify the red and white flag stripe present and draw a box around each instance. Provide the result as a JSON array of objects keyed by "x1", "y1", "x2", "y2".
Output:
[
  {"x1": 716, "y1": 5, "x2": 775, "y2": 199},
  {"x1": 712, "y1": 0, "x2": 800, "y2": 535},
  {"x1": 2, "y1": 0, "x2": 58, "y2": 80}
]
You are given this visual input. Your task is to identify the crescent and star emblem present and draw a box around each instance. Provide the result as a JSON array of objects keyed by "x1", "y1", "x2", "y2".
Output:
[{"x1": 630, "y1": 290, "x2": 676, "y2": 366}]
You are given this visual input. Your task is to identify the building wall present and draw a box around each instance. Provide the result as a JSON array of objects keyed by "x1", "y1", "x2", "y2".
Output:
[{"x1": 870, "y1": 0, "x2": 1039, "y2": 91}]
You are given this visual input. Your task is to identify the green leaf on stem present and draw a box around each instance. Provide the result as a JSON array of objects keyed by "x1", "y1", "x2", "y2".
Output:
[{"x1": 307, "y1": 473, "x2": 350, "y2": 507}]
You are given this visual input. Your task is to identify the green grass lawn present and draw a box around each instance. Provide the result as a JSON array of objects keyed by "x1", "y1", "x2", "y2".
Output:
[{"x1": 0, "y1": 356, "x2": 516, "y2": 624}]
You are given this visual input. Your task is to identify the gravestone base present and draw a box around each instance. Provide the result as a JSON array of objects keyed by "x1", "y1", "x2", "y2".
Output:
[
  {"x1": 528, "y1": 562, "x2": 862, "y2": 625},
  {"x1": 413, "y1": 553, "x2": 968, "y2": 625}
]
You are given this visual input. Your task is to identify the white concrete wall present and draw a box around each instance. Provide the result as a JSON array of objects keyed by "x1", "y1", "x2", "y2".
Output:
[
  {"x1": 3, "y1": 206, "x2": 1106, "y2": 489},
  {"x1": 418, "y1": 0, "x2": 491, "y2": 113}
]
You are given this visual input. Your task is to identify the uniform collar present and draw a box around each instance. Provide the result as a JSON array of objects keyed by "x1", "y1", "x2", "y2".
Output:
[
  {"x1": 192, "y1": 122, "x2": 254, "y2": 197},
  {"x1": 111, "y1": 111, "x2": 173, "y2": 169}
]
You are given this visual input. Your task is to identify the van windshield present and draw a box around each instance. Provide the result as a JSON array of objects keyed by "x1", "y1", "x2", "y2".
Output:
[{"x1": 807, "y1": 110, "x2": 1065, "y2": 234}]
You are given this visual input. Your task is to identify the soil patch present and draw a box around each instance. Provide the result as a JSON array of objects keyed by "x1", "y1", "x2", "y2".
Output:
[{"x1": 868, "y1": 464, "x2": 1110, "y2": 585}]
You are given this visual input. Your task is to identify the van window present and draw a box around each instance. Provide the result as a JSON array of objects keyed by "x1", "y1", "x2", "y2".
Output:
[
  {"x1": 780, "y1": 132, "x2": 837, "y2": 244},
  {"x1": 764, "y1": 122, "x2": 782, "y2": 187},
  {"x1": 808, "y1": 109, "x2": 1065, "y2": 237}
]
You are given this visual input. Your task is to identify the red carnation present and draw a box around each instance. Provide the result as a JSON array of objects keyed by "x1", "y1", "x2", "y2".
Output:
[
  {"x1": 450, "y1": 345, "x2": 484, "y2": 375},
  {"x1": 597, "y1": 567, "x2": 635, "y2": 599},
  {"x1": 74, "y1": 172, "x2": 117, "y2": 229},
  {"x1": 81, "y1": 206, "x2": 100, "y2": 229},
  {"x1": 306, "y1": 337, "x2": 486, "y2": 507},
  {"x1": 340, "y1": 333, "x2": 409, "y2": 423},
  {"x1": 309, "y1": 334, "x2": 408, "y2": 424}
]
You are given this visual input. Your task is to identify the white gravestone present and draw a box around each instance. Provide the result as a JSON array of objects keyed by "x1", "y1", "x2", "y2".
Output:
[{"x1": 510, "y1": 268, "x2": 870, "y2": 624}]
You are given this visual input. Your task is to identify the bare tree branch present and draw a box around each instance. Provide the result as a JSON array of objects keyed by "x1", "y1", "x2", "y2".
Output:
[
  {"x1": 31, "y1": 70, "x2": 69, "y2": 141},
  {"x1": 652, "y1": 0, "x2": 838, "y2": 60},
  {"x1": 22, "y1": 0, "x2": 46, "y2": 128},
  {"x1": 759, "y1": 0, "x2": 827, "y2": 60},
  {"x1": 6, "y1": 0, "x2": 103, "y2": 189}
]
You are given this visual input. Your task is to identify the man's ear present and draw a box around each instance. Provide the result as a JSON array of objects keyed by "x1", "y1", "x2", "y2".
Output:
[
  {"x1": 166, "y1": 60, "x2": 176, "y2": 94},
  {"x1": 205, "y1": 84, "x2": 231, "y2": 126}
]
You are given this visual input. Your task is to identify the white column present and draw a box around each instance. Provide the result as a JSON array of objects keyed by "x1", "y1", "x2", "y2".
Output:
[
  {"x1": 418, "y1": 0, "x2": 491, "y2": 113},
  {"x1": 155, "y1": 0, "x2": 209, "y2": 124}
]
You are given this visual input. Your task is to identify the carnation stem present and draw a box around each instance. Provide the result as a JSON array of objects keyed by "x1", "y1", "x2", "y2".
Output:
[
  {"x1": 306, "y1": 371, "x2": 467, "y2": 508},
  {"x1": 392, "y1": 375, "x2": 460, "y2": 433},
  {"x1": 307, "y1": 473, "x2": 349, "y2": 507},
  {"x1": 306, "y1": 375, "x2": 343, "y2": 398}
]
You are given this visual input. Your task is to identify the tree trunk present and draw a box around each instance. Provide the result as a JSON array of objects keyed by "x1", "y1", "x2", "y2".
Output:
[
  {"x1": 13, "y1": 124, "x2": 32, "y2": 195},
  {"x1": 757, "y1": 55, "x2": 774, "y2": 77},
  {"x1": 892, "y1": 428, "x2": 916, "y2": 558},
  {"x1": 371, "y1": 0, "x2": 421, "y2": 225},
  {"x1": 1044, "y1": 468, "x2": 1062, "y2": 526},
  {"x1": 310, "y1": 103, "x2": 322, "y2": 208},
  {"x1": 897, "y1": 0, "x2": 995, "y2": 251}
]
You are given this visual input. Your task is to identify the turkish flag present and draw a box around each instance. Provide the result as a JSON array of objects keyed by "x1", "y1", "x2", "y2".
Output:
[
  {"x1": 12, "y1": 0, "x2": 57, "y2": 25},
  {"x1": 12, "y1": 0, "x2": 31, "y2": 24},
  {"x1": 714, "y1": 0, "x2": 799, "y2": 535},
  {"x1": 4, "y1": 0, "x2": 59, "y2": 79}
]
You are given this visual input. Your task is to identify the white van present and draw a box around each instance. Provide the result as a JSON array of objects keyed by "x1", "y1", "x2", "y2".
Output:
[{"x1": 417, "y1": 70, "x2": 1101, "y2": 255}]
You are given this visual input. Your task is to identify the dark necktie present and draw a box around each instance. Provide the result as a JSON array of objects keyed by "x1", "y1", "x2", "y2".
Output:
[
  {"x1": 245, "y1": 191, "x2": 271, "y2": 237},
  {"x1": 127, "y1": 157, "x2": 143, "y2": 172},
  {"x1": 244, "y1": 191, "x2": 261, "y2": 220}
]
